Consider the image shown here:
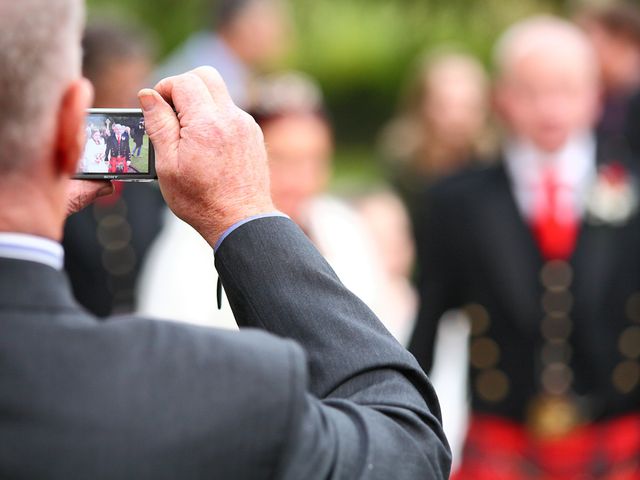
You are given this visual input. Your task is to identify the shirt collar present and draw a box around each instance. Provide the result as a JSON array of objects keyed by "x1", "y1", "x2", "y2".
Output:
[
  {"x1": 504, "y1": 132, "x2": 597, "y2": 190},
  {"x1": 0, "y1": 233, "x2": 64, "y2": 270}
]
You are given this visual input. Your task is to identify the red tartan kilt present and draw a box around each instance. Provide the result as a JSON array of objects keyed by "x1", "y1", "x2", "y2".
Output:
[
  {"x1": 109, "y1": 156, "x2": 128, "y2": 173},
  {"x1": 452, "y1": 414, "x2": 640, "y2": 480}
]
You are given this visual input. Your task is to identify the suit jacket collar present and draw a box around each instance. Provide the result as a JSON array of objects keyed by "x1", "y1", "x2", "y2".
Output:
[
  {"x1": 0, "y1": 258, "x2": 79, "y2": 311},
  {"x1": 0, "y1": 233, "x2": 64, "y2": 270},
  {"x1": 503, "y1": 133, "x2": 598, "y2": 221},
  {"x1": 473, "y1": 165, "x2": 543, "y2": 334},
  {"x1": 570, "y1": 135, "x2": 635, "y2": 332}
]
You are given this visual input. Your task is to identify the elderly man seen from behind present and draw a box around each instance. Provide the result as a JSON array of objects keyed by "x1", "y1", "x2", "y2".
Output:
[{"x1": 0, "y1": 1, "x2": 450, "y2": 479}]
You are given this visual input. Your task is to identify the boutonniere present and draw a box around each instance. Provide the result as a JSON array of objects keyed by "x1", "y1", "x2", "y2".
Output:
[{"x1": 586, "y1": 162, "x2": 638, "y2": 226}]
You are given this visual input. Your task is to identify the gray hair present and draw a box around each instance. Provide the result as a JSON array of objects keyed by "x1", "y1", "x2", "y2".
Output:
[
  {"x1": 0, "y1": 0, "x2": 85, "y2": 173},
  {"x1": 494, "y1": 15, "x2": 598, "y2": 81}
]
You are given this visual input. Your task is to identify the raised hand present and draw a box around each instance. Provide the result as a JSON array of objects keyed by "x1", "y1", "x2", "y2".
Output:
[{"x1": 138, "y1": 67, "x2": 274, "y2": 247}]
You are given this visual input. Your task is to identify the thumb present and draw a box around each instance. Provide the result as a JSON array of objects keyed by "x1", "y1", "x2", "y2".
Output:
[{"x1": 138, "y1": 88, "x2": 179, "y2": 155}]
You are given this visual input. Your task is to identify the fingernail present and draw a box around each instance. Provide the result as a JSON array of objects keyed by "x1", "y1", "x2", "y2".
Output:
[{"x1": 139, "y1": 91, "x2": 156, "y2": 112}]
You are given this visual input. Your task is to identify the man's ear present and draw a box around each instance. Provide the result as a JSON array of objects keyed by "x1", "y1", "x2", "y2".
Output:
[{"x1": 54, "y1": 78, "x2": 93, "y2": 176}]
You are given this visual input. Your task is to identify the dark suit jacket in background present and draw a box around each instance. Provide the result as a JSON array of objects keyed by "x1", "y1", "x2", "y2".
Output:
[
  {"x1": 105, "y1": 131, "x2": 131, "y2": 160},
  {"x1": 63, "y1": 183, "x2": 165, "y2": 317},
  {"x1": 624, "y1": 89, "x2": 640, "y2": 160},
  {"x1": 0, "y1": 217, "x2": 450, "y2": 479},
  {"x1": 409, "y1": 148, "x2": 640, "y2": 423}
]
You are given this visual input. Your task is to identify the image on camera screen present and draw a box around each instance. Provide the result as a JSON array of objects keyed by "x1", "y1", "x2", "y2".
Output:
[{"x1": 79, "y1": 113, "x2": 150, "y2": 175}]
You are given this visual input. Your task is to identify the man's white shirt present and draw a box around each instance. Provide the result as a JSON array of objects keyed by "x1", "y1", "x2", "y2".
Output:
[
  {"x1": 504, "y1": 132, "x2": 598, "y2": 222},
  {"x1": 0, "y1": 233, "x2": 63, "y2": 270}
]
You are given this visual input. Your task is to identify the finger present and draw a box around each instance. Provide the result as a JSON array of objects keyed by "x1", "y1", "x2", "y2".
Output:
[
  {"x1": 66, "y1": 180, "x2": 113, "y2": 216},
  {"x1": 138, "y1": 88, "x2": 180, "y2": 158},
  {"x1": 153, "y1": 74, "x2": 180, "y2": 108},
  {"x1": 154, "y1": 73, "x2": 217, "y2": 117},
  {"x1": 189, "y1": 66, "x2": 235, "y2": 110},
  {"x1": 96, "y1": 182, "x2": 114, "y2": 198}
]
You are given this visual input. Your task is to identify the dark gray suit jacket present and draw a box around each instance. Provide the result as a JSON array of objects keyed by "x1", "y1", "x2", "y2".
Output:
[{"x1": 0, "y1": 217, "x2": 450, "y2": 479}]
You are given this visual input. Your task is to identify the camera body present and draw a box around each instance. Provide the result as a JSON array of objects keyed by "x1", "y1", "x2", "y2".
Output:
[{"x1": 75, "y1": 108, "x2": 156, "y2": 181}]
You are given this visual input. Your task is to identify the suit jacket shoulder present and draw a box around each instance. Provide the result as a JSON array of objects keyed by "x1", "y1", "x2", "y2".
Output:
[
  {"x1": 427, "y1": 163, "x2": 503, "y2": 206},
  {"x1": 2, "y1": 211, "x2": 452, "y2": 480},
  {"x1": 412, "y1": 163, "x2": 502, "y2": 249},
  {"x1": 88, "y1": 317, "x2": 308, "y2": 479},
  {"x1": 0, "y1": 269, "x2": 306, "y2": 480}
]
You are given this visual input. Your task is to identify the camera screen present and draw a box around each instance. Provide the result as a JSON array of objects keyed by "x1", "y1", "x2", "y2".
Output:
[{"x1": 79, "y1": 113, "x2": 150, "y2": 175}]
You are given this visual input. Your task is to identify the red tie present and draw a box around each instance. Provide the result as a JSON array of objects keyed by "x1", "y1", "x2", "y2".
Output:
[{"x1": 531, "y1": 167, "x2": 578, "y2": 261}]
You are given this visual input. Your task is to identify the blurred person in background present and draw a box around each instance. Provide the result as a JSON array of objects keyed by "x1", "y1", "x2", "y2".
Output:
[
  {"x1": 410, "y1": 16, "x2": 640, "y2": 479},
  {"x1": 154, "y1": 0, "x2": 290, "y2": 107},
  {"x1": 137, "y1": 72, "x2": 400, "y2": 340},
  {"x1": 82, "y1": 20, "x2": 155, "y2": 108},
  {"x1": 379, "y1": 50, "x2": 493, "y2": 219},
  {"x1": 63, "y1": 19, "x2": 165, "y2": 317},
  {"x1": 579, "y1": 2, "x2": 640, "y2": 156}
]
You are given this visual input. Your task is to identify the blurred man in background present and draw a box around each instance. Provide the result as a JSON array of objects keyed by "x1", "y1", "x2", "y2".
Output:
[
  {"x1": 410, "y1": 16, "x2": 640, "y2": 479},
  {"x1": 63, "y1": 20, "x2": 165, "y2": 317},
  {"x1": 154, "y1": 0, "x2": 290, "y2": 107},
  {"x1": 82, "y1": 20, "x2": 155, "y2": 108},
  {"x1": 579, "y1": 2, "x2": 640, "y2": 154}
]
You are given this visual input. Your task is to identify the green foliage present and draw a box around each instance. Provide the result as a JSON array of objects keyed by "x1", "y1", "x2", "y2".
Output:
[
  {"x1": 86, "y1": 0, "x2": 210, "y2": 54},
  {"x1": 87, "y1": 0, "x2": 565, "y2": 184},
  {"x1": 286, "y1": 0, "x2": 559, "y2": 143}
]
